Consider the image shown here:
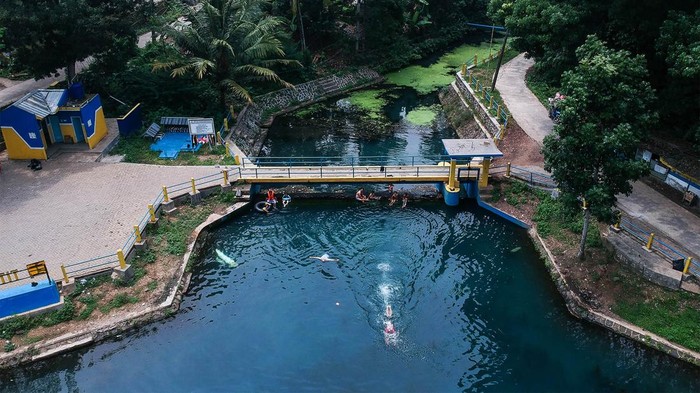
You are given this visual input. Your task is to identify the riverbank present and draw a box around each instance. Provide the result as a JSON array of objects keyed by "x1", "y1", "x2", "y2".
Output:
[
  {"x1": 1, "y1": 182, "x2": 699, "y2": 370},
  {"x1": 0, "y1": 193, "x2": 247, "y2": 369},
  {"x1": 486, "y1": 178, "x2": 700, "y2": 365}
]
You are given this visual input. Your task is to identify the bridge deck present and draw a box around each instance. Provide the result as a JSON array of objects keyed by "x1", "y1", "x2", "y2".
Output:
[{"x1": 236, "y1": 165, "x2": 479, "y2": 184}]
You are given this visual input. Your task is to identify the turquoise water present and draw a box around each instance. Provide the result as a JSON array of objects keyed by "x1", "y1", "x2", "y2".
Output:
[{"x1": 3, "y1": 201, "x2": 699, "y2": 392}]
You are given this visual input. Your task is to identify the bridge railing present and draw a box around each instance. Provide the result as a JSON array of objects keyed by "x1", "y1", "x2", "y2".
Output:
[
  {"x1": 236, "y1": 164, "x2": 455, "y2": 180},
  {"x1": 242, "y1": 155, "x2": 456, "y2": 168}
]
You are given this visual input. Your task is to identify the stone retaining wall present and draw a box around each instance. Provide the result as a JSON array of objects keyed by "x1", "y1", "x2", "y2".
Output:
[
  {"x1": 603, "y1": 230, "x2": 683, "y2": 290},
  {"x1": 454, "y1": 71, "x2": 501, "y2": 139},
  {"x1": 530, "y1": 228, "x2": 700, "y2": 367},
  {"x1": 230, "y1": 68, "x2": 383, "y2": 156}
]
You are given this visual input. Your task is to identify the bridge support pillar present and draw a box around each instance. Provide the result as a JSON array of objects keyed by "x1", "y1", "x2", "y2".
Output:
[
  {"x1": 479, "y1": 158, "x2": 491, "y2": 188},
  {"x1": 442, "y1": 182, "x2": 460, "y2": 206}
]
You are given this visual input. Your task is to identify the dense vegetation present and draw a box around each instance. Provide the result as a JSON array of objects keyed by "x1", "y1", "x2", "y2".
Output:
[
  {"x1": 0, "y1": 0, "x2": 491, "y2": 117},
  {"x1": 489, "y1": 0, "x2": 700, "y2": 147}
]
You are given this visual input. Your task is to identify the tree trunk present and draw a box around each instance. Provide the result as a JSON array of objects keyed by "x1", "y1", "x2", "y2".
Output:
[
  {"x1": 577, "y1": 207, "x2": 590, "y2": 260},
  {"x1": 297, "y1": 2, "x2": 306, "y2": 52},
  {"x1": 66, "y1": 61, "x2": 76, "y2": 86},
  {"x1": 355, "y1": 1, "x2": 361, "y2": 53}
]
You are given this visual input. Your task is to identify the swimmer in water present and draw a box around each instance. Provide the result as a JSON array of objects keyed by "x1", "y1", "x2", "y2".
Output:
[
  {"x1": 282, "y1": 194, "x2": 291, "y2": 207},
  {"x1": 385, "y1": 305, "x2": 393, "y2": 318},
  {"x1": 309, "y1": 254, "x2": 339, "y2": 262},
  {"x1": 384, "y1": 320, "x2": 396, "y2": 334}
]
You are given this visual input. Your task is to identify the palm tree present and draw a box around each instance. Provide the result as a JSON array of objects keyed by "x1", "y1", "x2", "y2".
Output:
[{"x1": 154, "y1": 0, "x2": 300, "y2": 107}]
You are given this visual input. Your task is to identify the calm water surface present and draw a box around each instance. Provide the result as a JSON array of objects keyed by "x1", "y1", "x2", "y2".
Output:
[
  {"x1": 3, "y1": 201, "x2": 699, "y2": 392},
  {"x1": 262, "y1": 87, "x2": 454, "y2": 159}
]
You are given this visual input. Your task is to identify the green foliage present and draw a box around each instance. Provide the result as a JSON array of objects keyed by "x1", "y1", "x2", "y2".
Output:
[
  {"x1": 543, "y1": 36, "x2": 655, "y2": 256},
  {"x1": 100, "y1": 294, "x2": 139, "y2": 314},
  {"x1": 492, "y1": 0, "x2": 698, "y2": 146},
  {"x1": 4, "y1": 341, "x2": 15, "y2": 352},
  {"x1": 146, "y1": 280, "x2": 158, "y2": 292},
  {"x1": 655, "y1": 9, "x2": 700, "y2": 146},
  {"x1": 79, "y1": 43, "x2": 221, "y2": 120},
  {"x1": 155, "y1": 208, "x2": 212, "y2": 255},
  {"x1": 110, "y1": 136, "x2": 234, "y2": 166},
  {"x1": 41, "y1": 300, "x2": 75, "y2": 327},
  {"x1": 534, "y1": 193, "x2": 601, "y2": 248},
  {"x1": 504, "y1": 180, "x2": 531, "y2": 207},
  {"x1": 77, "y1": 295, "x2": 98, "y2": 320},
  {"x1": 155, "y1": 0, "x2": 301, "y2": 107},
  {"x1": 525, "y1": 70, "x2": 558, "y2": 107},
  {"x1": 0, "y1": 0, "x2": 137, "y2": 81},
  {"x1": 614, "y1": 291, "x2": 700, "y2": 352},
  {"x1": 216, "y1": 191, "x2": 238, "y2": 204}
]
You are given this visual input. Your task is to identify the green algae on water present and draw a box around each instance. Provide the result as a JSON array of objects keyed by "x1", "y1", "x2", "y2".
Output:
[
  {"x1": 385, "y1": 40, "x2": 507, "y2": 94},
  {"x1": 405, "y1": 106, "x2": 438, "y2": 126},
  {"x1": 294, "y1": 103, "x2": 324, "y2": 119},
  {"x1": 347, "y1": 89, "x2": 387, "y2": 119}
]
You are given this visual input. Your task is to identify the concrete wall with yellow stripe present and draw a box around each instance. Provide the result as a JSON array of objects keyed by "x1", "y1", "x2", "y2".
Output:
[{"x1": 79, "y1": 95, "x2": 107, "y2": 149}]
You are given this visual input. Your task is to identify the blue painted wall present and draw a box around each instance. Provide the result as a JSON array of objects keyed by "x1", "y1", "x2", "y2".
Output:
[
  {"x1": 117, "y1": 103, "x2": 142, "y2": 136},
  {"x1": 79, "y1": 95, "x2": 101, "y2": 139},
  {"x1": 0, "y1": 280, "x2": 61, "y2": 319},
  {"x1": 0, "y1": 105, "x2": 43, "y2": 149}
]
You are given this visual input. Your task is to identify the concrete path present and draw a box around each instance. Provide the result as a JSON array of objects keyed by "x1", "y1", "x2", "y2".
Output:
[
  {"x1": 0, "y1": 158, "x2": 224, "y2": 281},
  {"x1": 495, "y1": 53, "x2": 553, "y2": 146},
  {"x1": 617, "y1": 182, "x2": 700, "y2": 258}
]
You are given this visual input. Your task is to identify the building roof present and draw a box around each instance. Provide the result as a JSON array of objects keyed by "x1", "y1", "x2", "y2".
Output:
[
  {"x1": 442, "y1": 139, "x2": 503, "y2": 159},
  {"x1": 160, "y1": 117, "x2": 190, "y2": 126},
  {"x1": 12, "y1": 89, "x2": 68, "y2": 119}
]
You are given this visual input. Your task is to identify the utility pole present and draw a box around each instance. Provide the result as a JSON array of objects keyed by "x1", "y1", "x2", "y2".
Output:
[
  {"x1": 465, "y1": 23, "x2": 508, "y2": 92},
  {"x1": 491, "y1": 32, "x2": 508, "y2": 91}
]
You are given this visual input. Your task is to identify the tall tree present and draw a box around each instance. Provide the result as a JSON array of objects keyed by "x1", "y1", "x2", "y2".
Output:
[
  {"x1": 542, "y1": 36, "x2": 656, "y2": 259},
  {"x1": 0, "y1": 0, "x2": 137, "y2": 83},
  {"x1": 155, "y1": 0, "x2": 300, "y2": 107},
  {"x1": 655, "y1": 9, "x2": 700, "y2": 147}
]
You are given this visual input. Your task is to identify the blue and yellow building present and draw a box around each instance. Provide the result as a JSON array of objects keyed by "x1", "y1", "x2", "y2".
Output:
[{"x1": 0, "y1": 88, "x2": 108, "y2": 160}]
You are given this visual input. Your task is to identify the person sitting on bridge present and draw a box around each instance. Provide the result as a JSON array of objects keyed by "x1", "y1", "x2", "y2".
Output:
[
  {"x1": 389, "y1": 192, "x2": 399, "y2": 206},
  {"x1": 356, "y1": 188, "x2": 368, "y2": 202}
]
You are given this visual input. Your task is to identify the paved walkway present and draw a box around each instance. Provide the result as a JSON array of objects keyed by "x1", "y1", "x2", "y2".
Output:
[
  {"x1": 495, "y1": 53, "x2": 553, "y2": 146},
  {"x1": 0, "y1": 157, "x2": 222, "y2": 280},
  {"x1": 497, "y1": 52, "x2": 700, "y2": 261},
  {"x1": 617, "y1": 182, "x2": 700, "y2": 258}
]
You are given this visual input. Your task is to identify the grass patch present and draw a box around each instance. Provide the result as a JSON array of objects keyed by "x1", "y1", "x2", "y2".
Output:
[
  {"x1": 77, "y1": 295, "x2": 99, "y2": 320},
  {"x1": 155, "y1": 205, "x2": 213, "y2": 255},
  {"x1": 100, "y1": 294, "x2": 139, "y2": 314},
  {"x1": 613, "y1": 290, "x2": 700, "y2": 352},
  {"x1": 146, "y1": 280, "x2": 158, "y2": 292},
  {"x1": 405, "y1": 105, "x2": 438, "y2": 126},
  {"x1": 110, "y1": 136, "x2": 236, "y2": 166}
]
